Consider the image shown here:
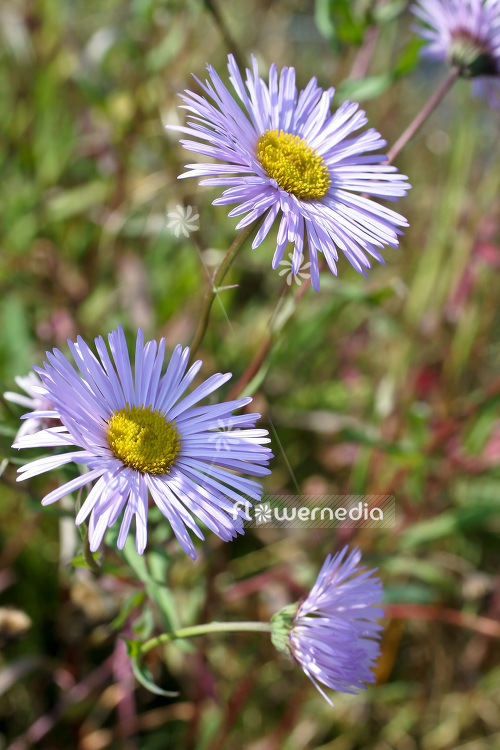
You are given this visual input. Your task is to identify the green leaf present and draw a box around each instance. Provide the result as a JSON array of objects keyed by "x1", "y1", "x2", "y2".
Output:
[
  {"x1": 325, "y1": 280, "x2": 399, "y2": 305},
  {"x1": 132, "y1": 605, "x2": 155, "y2": 639},
  {"x1": 401, "y1": 504, "x2": 500, "y2": 548},
  {"x1": 119, "y1": 539, "x2": 180, "y2": 631},
  {"x1": 338, "y1": 74, "x2": 394, "y2": 102},
  {"x1": 146, "y1": 24, "x2": 186, "y2": 72},
  {"x1": 270, "y1": 296, "x2": 296, "y2": 334},
  {"x1": 111, "y1": 591, "x2": 146, "y2": 631},
  {"x1": 340, "y1": 425, "x2": 420, "y2": 459},
  {"x1": 393, "y1": 37, "x2": 424, "y2": 78},
  {"x1": 383, "y1": 583, "x2": 439, "y2": 604},
  {"x1": 314, "y1": 0, "x2": 370, "y2": 47},
  {"x1": 0, "y1": 297, "x2": 35, "y2": 379},
  {"x1": 69, "y1": 553, "x2": 98, "y2": 569},
  {"x1": 147, "y1": 549, "x2": 182, "y2": 630},
  {"x1": 0, "y1": 423, "x2": 17, "y2": 437},
  {"x1": 123, "y1": 637, "x2": 142, "y2": 659},
  {"x1": 124, "y1": 639, "x2": 179, "y2": 698},
  {"x1": 373, "y1": 0, "x2": 407, "y2": 24},
  {"x1": 464, "y1": 409, "x2": 498, "y2": 455},
  {"x1": 382, "y1": 556, "x2": 457, "y2": 594},
  {"x1": 314, "y1": 0, "x2": 338, "y2": 46},
  {"x1": 46, "y1": 181, "x2": 110, "y2": 222}
]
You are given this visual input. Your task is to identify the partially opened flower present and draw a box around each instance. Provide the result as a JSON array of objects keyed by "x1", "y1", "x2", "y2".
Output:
[
  {"x1": 271, "y1": 546, "x2": 384, "y2": 704},
  {"x1": 169, "y1": 54, "x2": 410, "y2": 290},
  {"x1": 13, "y1": 327, "x2": 272, "y2": 558},
  {"x1": 412, "y1": 0, "x2": 500, "y2": 106},
  {"x1": 4, "y1": 372, "x2": 54, "y2": 439}
]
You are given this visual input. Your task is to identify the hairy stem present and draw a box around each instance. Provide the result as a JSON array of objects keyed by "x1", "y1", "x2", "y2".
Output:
[
  {"x1": 140, "y1": 620, "x2": 273, "y2": 655},
  {"x1": 188, "y1": 223, "x2": 256, "y2": 366},
  {"x1": 226, "y1": 264, "x2": 316, "y2": 401}
]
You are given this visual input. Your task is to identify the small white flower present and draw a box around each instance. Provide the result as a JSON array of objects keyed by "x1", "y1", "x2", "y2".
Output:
[
  {"x1": 278, "y1": 252, "x2": 311, "y2": 286},
  {"x1": 254, "y1": 502, "x2": 272, "y2": 524},
  {"x1": 166, "y1": 204, "x2": 199, "y2": 237}
]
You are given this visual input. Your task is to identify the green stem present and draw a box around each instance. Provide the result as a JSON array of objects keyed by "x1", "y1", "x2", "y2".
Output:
[
  {"x1": 226, "y1": 263, "x2": 314, "y2": 401},
  {"x1": 140, "y1": 620, "x2": 272, "y2": 655},
  {"x1": 202, "y1": 0, "x2": 247, "y2": 73},
  {"x1": 188, "y1": 223, "x2": 256, "y2": 366},
  {"x1": 83, "y1": 526, "x2": 101, "y2": 573}
]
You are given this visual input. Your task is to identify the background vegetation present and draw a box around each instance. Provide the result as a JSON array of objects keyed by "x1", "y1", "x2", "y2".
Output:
[{"x1": 1, "y1": 0, "x2": 500, "y2": 748}]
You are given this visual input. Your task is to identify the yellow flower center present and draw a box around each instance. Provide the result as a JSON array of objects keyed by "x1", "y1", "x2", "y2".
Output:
[
  {"x1": 106, "y1": 404, "x2": 181, "y2": 475},
  {"x1": 257, "y1": 129, "x2": 331, "y2": 200}
]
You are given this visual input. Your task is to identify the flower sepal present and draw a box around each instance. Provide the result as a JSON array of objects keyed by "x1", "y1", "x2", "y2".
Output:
[
  {"x1": 449, "y1": 37, "x2": 498, "y2": 77},
  {"x1": 270, "y1": 602, "x2": 297, "y2": 659}
]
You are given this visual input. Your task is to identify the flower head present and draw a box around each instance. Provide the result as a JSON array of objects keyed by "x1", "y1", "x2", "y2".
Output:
[
  {"x1": 170, "y1": 55, "x2": 410, "y2": 290},
  {"x1": 13, "y1": 327, "x2": 272, "y2": 559},
  {"x1": 412, "y1": 0, "x2": 500, "y2": 106},
  {"x1": 4, "y1": 372, "x2": 54, "y2": 439},
  {"x1": 271, "y1": 546, "x2": 384, "y2": 704}
]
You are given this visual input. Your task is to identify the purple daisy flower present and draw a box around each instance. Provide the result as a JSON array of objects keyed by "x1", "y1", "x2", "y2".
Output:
[
  {"x1": 271, "y1": 546, "x2": 384, "y2": 704},
  {"x1": 412, "y1": 0, "x2": 500, "y2": 106},
  {"x1": 169, "y1": 54, "x2": 410, "y2": 291},
  {"x1": 13, "y1": 327, "x2": 272, "y2": 559}
]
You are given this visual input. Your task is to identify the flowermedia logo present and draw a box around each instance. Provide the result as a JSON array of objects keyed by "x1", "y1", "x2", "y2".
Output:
[
  {"x1": 166, "y1": 204, "x2": 199, "y2": 237},
  {"x1": 207, "y1": 419, "x2": 243, "y2": 453},
  {"x1": 253, "y1": 502, "x2": 273, "y2": 524},
  {"x1": 278, "y1": 252, "x2": 311, "y2": 286},
  {"x1": 232, "y1": 495, "x2": 395, "y2": 528}
]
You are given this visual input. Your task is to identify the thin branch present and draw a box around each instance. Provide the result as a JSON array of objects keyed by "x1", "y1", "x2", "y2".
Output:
[
  {"x1": 188, "y1": 223, "x2": 255, "y2": 366},
  {"x1": 203, "y1": 0, "x2": 246, "y2": 71},
  {"x1": 140, "y1": 620, "x2": 273, "y2": 656},
  {"x1": 386, "y1": 67, "x2": 460, "y2": 164}
]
